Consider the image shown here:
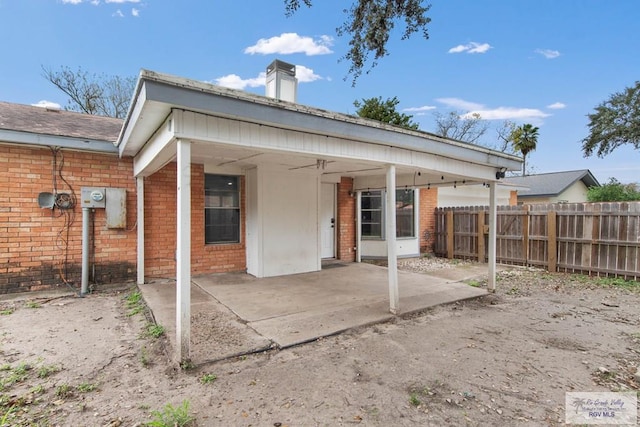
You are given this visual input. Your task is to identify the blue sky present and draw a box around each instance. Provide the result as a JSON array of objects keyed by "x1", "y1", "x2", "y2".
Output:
[{"x1": 1, "y1": 0, "x2": 638, "y2": 183}]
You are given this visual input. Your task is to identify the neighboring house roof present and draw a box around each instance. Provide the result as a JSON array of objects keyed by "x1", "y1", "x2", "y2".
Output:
[
  {"x1": 505, "y1": 170, "x2": 600, "y2": 198},
  {"x1": 0, "y1": 101, "x2": 122, "y2": 152}
]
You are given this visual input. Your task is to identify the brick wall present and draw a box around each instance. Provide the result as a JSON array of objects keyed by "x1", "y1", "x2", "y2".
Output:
[
  {"x1": 419, "y1": 187, "x2": 438, "y2": 253},
  {"x1": 336, "y1": 177, "x2": 355, "y2": 261},
  {"x1": 509, "y1": 190, "x2": 518, "y2": 206},
  {"x1": 0, "y1": 144, "x2": 137, "y2": 294},
  {"x1": 144, "y1": 162, "x2": 246, "y2": 279}
]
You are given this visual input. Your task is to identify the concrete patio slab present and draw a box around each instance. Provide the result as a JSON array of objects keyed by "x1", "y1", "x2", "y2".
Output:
[{"x1": 139, "y1": 262, "x2": 489, "y2": 364}]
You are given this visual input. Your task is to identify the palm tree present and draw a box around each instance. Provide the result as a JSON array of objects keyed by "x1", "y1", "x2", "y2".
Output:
[{"x1": 510, "y1": 123, "x2": 539, "y2": 175}]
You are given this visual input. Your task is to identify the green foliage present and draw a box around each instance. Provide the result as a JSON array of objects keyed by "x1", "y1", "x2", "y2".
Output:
[
  {"x1": 285, "y1": 1, "x2": 432, "y2": 84},
  {"x1": 37, "y1": 364, "x2": 60, "y2": 378},
  {"x1": 144, "y1": 323, "x2": 165, "y2": 339},
  {"x1": 354, "y1": 96, "x2": 419, "y2": 130},
  {"x1": 0, "y1": 309, "x2": 13, "y2": 316},
  {"x1": 409, "y1": 393, "x2": 421, "y2": 406},
  {"x1": 582, "y1": 81, "x2": 640, "y2": 158},
  {"x1": 587, "y1": 178, "x2": 640, "y2": 202},
  {"x1": 199, "y1": 373, "x2": 217, "y2": 385},
  {"x1": 55, "y1": 383, "x2": 72, "y2": 398},
  {"x1": 24, "y1": 301, "x2": 41, "y2": 309},
  {"x1": 126, "y1": 289, "x2": 145, "y2": 317},
  {"x1": 510, "y1": 123, "x2": 539, "y2": 175},
  {"x1": 147, "y1": 400, "x2": 195, "y2": 427},
  {"x1": 76, "y1": 382, "x2": 97, "y2": 393}
]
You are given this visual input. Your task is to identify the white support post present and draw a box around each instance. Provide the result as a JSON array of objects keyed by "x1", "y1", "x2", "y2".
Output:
[
  {"x1": 136, "y1": 176, "x2": 145, "y2": 286},
  {"x1": 176, "y1": 139, "x2": 191, "y2": 362},
  {"x1": 487, "y1": 182, "x2": 497, "y2": 291},
  {"x1": 386, "y1": 165, "x2": 399, "y2": 314},
  {"x1": 355, "y1": 190, "x2": 362, "y2": 263}
]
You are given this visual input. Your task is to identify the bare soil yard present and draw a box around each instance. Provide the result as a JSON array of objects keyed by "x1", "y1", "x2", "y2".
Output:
[{"x1": 1, "y1": 261, "x2": 639, "y2": 426}]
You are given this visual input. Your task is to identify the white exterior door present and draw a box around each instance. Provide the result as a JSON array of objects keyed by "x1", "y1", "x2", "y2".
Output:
[{"x1": 321, "y1": 183, "x2": 336, "y2": 259}]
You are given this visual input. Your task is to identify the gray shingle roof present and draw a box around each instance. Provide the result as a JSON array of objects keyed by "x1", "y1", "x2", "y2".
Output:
[
  {"x1": 0, "y1": 101, "x2": 122, "y2": 143},
  {"x1": 505, "y1": 170, "x2": 600, "y2": 197}
]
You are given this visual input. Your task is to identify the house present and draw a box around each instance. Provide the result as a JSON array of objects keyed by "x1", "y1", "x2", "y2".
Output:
[
  {"x1": 505, "y1": 170, "x2": 600, "y2": 204},
  {"x1": 1, "y1": 61, "x2": 522, "y2": 360},
  {"x1": 436, "y1": 183, "x2": 519, "y2": 208}
]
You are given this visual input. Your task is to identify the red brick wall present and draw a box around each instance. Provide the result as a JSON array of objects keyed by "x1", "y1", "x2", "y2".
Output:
[
  {"x1": 509, "y1": 190, "x2": 518, "y2": 206},
  {"x1": 144, "y1": 163, "x2": 246, "y2": 279},
  {"x1": 0, "y1": 144, "x2": 137, "y2": 293},
  {"x1": 419, "y1": 187, "x2": 438, "y2": 253},
  {"x1": 336, "y1": 177, "x2": 355, "y2": 261}
]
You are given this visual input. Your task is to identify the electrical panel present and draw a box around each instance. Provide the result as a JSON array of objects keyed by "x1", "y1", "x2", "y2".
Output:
[
  {"x1": 105, "y1": 188, "x2": 127, "y2": 229},
  {"x1": 80, "y1": 187, "x2": 127, "y2": 229}
]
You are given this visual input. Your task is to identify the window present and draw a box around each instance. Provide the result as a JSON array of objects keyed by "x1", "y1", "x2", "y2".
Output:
[
  {"x1": 361, "y1": 191, "x2": 383, "y2": 238},
  {"x1": 205, "y1": 174, "x2": 240, "y2": 244},
  {"x1": 395, "y1": 189, "x2": 415, "y2": 238},
  {"x1": 360, "y1": 189, "x2": 415, "y2": 239}
]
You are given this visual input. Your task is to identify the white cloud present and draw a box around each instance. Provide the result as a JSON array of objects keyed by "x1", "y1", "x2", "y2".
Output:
[
  {"x1": 105, "y1": 0, "x2": 140, "y2": 3},
  {"x1": 131, "y1": 7, "x2": 139, "y2": 16},
  {"x1": 245, "y1": 32, "x2": 333, "y2": 56},
  {"x1": 294, "y1": 65, "x2": 322, "y2": 83},
  {"x1": 461, "y1": 107, "x2": 550, "y2": 121},
  {"x1": 436, "y1": 97, "x2": 484, "y2": 111},
  {"x1": 61, "y1": 0, "x2": 83, "y2": 4},
  {"x1": 113, "y1": 8, "x2": 124, "y2": 17},
  {"x1": 403, "y1": 105, "x2": 436, "y2": 116},
  {"x1": 448, "y1": 42, "x2": 492, "y2": 54},
  {"x1": 547, "y1": 102, "x2": 566, "y2": 109},
  {"x1": 32, "y1": 100, "x2": 62, "y2": 109},
  {"x1": 214, "y1": 72, "x2": 267, "y2": 90},
  {"x1": 91, "y1": 0, "x2": 100, "y2": 4},
  {"x1": 535, "y1": 48, "x2": 561, "y2": 59}
]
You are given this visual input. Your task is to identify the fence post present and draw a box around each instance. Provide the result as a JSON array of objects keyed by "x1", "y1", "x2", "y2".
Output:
[
  {"x1": 547, "y1": 211, "x2": 557, "y2": 272},
  {"x1": 446, "y1": 210, "x2": 454, "y2": 259},
  {"x1": 522, "y1": 205, "x2": 530, "y2": 265},
  {"x1": 477, "y1": 210, "x2": 485, "y2": 262}
]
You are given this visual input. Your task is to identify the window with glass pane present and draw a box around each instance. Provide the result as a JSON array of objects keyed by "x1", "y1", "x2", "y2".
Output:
[
  {"x1": 205, "y1": 175, "x2": 240, "y2": 244},
  {"x1": 396, "y1": 189, "x2": 415, "y2": 238},
  {"x1": 361, "y1": 191, "x2": 383, "y2": 238}
]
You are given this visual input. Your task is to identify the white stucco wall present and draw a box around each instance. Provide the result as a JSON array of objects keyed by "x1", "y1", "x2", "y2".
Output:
[
  {"x1": 245, "y1": 166, "x2": 320, "y2": 277},
  {"x1": 437, "y1": 185, "x2": 512, "y2": 207}
]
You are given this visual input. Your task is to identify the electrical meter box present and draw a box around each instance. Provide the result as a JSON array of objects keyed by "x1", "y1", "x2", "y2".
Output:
[
  {"x1": 81, "y1": 187, "x2": 106, "y2": 208},
  {"x1": 80, "y1": 187, "x2": 127, "y2": 229}
]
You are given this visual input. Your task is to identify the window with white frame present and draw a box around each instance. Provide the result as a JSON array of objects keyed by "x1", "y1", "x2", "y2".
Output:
[
  {"x1": 361, "y1": 190, "x2": 383, "y2": 238},
  {"x1": 205, "y1": 174, "x2": 240, "y2": 244},
  {"x1": 360, "y1": 189, "x2": 415, "y2": 239}
]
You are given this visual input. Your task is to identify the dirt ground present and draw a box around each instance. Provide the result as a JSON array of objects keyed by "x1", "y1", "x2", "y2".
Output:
[{"x1": 1, "y1": 261, "x2": 639, "y2": 426}]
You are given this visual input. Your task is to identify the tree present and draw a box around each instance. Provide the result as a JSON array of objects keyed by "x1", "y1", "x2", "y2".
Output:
[
  {"x1": 582, "y1": 81, "x2": 640, "y2": 158},
  {"x1": 433, "y1": 111, "x2": 488, "y2": 144},
  {"x1": 42, "y1": 66, "x2": 135, "y2": 119},
  {"x1": 285, "y1": 0, "x2": 431, "y2": 84},
  {"x1": 587, "y1": 178, "x2": 640, "y2": 202},
  {"x1": 510, "y1": 123, "x2": 539, "y2": 176},
  {"x1": 354, "y1": 96, "x2": 419, "y2": 130}
]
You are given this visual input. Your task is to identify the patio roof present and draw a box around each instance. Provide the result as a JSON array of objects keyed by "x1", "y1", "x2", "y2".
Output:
[{"x1": 117, "y1": 70, "x2": 521, "y2": 183}]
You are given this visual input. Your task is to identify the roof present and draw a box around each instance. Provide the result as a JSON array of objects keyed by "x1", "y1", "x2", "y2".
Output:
[
  {"x1": 118, "y1": 70, "x2": 522, "y2": 175},
  {"x1": 0, "y1": 101, "x2": 122, "y2": 143},
  {"x1": 505, "y1": 170, "x2": 600, "y2": 198}
]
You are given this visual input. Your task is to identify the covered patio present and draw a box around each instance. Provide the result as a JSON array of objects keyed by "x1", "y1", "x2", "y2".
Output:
[
  {"x1": 138, "y1": 261, "x2": 492, "y2": 364},
  {"x1": 117, "y1": 68, "x2": 522, "y2": 362}
]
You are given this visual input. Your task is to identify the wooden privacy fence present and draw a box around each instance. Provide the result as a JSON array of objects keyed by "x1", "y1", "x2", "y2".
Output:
[{"x1": 434, "y1": 202, "x2": 640, "y2": 280}]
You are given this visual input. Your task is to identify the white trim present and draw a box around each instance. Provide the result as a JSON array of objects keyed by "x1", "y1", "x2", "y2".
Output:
[
  {"x1": 386, "y1": 165, "x2": 399, "y2": 314},
  {"x1": 488, "y1": 182, "x2": 497, "y2": 291},
  {"x1": 175, "y1": 139, "x2": 191, "y2": 362},
  {"x1": 136, "y1": 176, "x2": 144, "y2": 285}
]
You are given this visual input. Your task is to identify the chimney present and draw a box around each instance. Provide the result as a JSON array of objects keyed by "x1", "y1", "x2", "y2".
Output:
[{"x1": 265, "y1": 59, "x2": 297, "y2": 103}]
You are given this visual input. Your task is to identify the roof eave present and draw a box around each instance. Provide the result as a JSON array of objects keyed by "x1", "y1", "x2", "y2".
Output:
[{"x1": 118, "y1": 70, "x2": 522, "y2": 171}]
